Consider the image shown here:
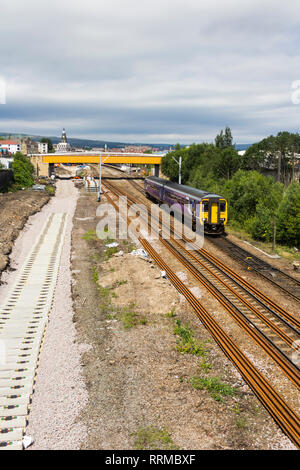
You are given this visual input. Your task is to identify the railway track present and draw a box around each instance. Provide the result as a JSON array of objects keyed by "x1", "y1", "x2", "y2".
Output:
[
  {"x1": 104, "y1": 180, "x2": 300, "y2": 384},
  {"x1": 0, "y1": 213, "x2": 68, "y2": 450},
  {"x1": 103, "y1": 181, "x2": 300, "y2": 448},
  {"x1": 104, "y1": 165, "x2": 300, "y2": 302},
  {"x1": 211, "y1": 236, "x2": 300, "y2": 302},
  {"x1": 103, "y1": 164, "x2": 145, "y2": 193}
]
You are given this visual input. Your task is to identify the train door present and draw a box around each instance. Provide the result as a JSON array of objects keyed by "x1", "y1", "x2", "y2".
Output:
[
  {"x1": 187, "y1": 199, "x2": 194, "y2": 216},
  {"x1": 210, "y1": 202, "x2": 219, "y2": 224},
  {"x1": 159, "y1": 185, "x2": 164, "y2": 202},
  {"x1": 187, "y1": 199, "x2": 197, "y2": 230}
]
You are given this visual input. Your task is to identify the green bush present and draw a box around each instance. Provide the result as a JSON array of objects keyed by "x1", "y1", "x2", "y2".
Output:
[
  {"x1": 248, "y1": 205, "x2": 274, "y2": 242},
  {"x1": 277, "y1": 183, "x2": 300, "y2": 247},
  {"x1": 45, "y1": 185, "x2": 55, "y2": 196},
  {"x1": 11, "y1": 152, "x2": 34, "y2": 189},
  {"x1": 161, "y1": 132, "x2": 299, "y2": 249}
]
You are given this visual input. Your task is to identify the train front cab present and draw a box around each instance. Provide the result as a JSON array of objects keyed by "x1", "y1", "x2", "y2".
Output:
[{"x1": 200, "y1": 198, "x2": 227, "y2": 234}]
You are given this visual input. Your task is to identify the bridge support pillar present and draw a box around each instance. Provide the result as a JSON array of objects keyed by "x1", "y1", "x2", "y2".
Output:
[
  {"x1": 48, "y1": 163, "x2": 54, "y2": 177},
  {"x1": 154, "y1": 164, "x2": 160, "y2": 177}
]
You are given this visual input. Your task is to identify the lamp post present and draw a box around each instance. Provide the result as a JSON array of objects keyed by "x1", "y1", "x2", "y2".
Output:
[{"x1": 172, "y1": 155, "x2": 182, "y2": 185}]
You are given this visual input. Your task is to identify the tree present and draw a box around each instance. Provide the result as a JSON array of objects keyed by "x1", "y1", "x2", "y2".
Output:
[
  {"x1": 224, "y1": 126, "x2": 234, "y2": 148},
  {"x1": 247, "y1": 182, "x2": 283, "y2": 246},
  {"x1": 11, "y1": 152, "x2": 34, "y2": 189},
  {"x1": 162, "y1": 142, "x2": 241, "y2": 187},
  {"x1": 215, "y1": 127, "x2": 234, "y2": 149},
  {"x1": 161, "y1": 145, "x2": 188, "y2": 182},
  {"x1": 243, "y1": 132, "x2": 300, "y2": 185},
  {"x1": 212, "y1": 147, "x2": 241, "y2": 180},
  {"x1": 223, "y1": 170, "x2": 280, "y2": 224},
  {"x1": 215, "y1": 130, "x2": 224, "y2": 149},
  {"x1": 276, "y1": 183, "x2": 300, "y2": 247},
  {"x1": 162, "y1": 143, "x2": 222, "y2": 184}
]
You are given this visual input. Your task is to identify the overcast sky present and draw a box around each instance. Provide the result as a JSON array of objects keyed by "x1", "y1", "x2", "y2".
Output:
[{"x1": 0, "y1": 0, "x2": 300, "y2": 144}]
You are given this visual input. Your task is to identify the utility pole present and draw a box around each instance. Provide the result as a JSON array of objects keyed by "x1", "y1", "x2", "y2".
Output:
[
  {"x1": 97, "y1": 154, "x2": 102, "y2": 202},
  {"x1": 98, "y1": 153, "x2": 109, "y2": 202},
  {"x1": 172, "y1": 155, "x2": 182, "y2": 185},
  {"x1": 272, "y1": 218, "x2": 277, "y2": 252}
]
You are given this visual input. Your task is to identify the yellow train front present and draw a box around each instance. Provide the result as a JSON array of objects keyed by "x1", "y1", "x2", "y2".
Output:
[
  {"x1": 144, "y1": 176, "x2": 228, "y2": 235},
  {"x1": 199, "y1": 196, "x2": 228, "y2": 234}
]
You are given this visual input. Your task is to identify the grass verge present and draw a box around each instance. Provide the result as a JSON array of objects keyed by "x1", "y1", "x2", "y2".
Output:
[
  {"x1": 190, "y1": 376, "x2": 235, "y2": 402},
  {"x1": 133, "y1": 426, "x2": 178, "y2": 450},
  {"x1": 174, "y1": 319, "x2": 207, "y2": 356}
]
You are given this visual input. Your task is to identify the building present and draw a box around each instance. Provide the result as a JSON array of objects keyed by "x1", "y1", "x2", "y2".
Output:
[
  {"x1": 38, "y1": 142, "x2": 48, "y2": 154},
  {"x1": 90, "y1": 147, "x2": 105, "y2": 152},
  {"x1": 0, "y1": 147, "x2": 9, "y2": 156},
  {"x1": 0, "y1": 157, "x2": 13, "y2": 169},
  {"x1": 0, "y1": 140, "x2": 21, "y2": 154},
  {"x1": 124, "y1": 145, "x2": 152, "y2": 153},
  {"x1": 21, "y1": 138, "x2": 39, "y2": 155},
  {"x1": 56, "y1": 128, "x2": 71, "y2": 152}
]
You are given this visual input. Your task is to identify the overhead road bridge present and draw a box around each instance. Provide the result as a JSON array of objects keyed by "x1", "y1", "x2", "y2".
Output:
[{"x1": 30, "y1": 152, "x2": 163, "y2": 178}]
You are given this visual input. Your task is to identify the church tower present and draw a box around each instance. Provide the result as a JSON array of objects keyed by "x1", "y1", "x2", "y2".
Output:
[
  {"x1": 57, "y1": 128, "x2": 70, "y2": 152},
  {"x1": 61, "y1": 128, "x2": 67, "y2": 143}
]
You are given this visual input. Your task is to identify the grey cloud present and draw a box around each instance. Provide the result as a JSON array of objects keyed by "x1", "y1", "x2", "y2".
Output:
[{"x1": 1, "y1": 0, "x2": 300, "y2": 143}]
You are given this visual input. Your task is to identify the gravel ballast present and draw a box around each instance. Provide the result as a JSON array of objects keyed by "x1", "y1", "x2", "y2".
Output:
[{"x1": 0, "y1": 180, "x2": 89, "y2": 450}]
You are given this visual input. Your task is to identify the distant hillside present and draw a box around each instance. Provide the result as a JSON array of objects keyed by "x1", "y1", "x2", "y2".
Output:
[
  {"x1": 0, "y1": 132, "x2": 253, "y2": 152},
  {"x1": 0, "y1": 132, "x2": 172, "y2": 151},
  {"x1": 235, "y1": 143, "x2": 252, "y2": 151}
]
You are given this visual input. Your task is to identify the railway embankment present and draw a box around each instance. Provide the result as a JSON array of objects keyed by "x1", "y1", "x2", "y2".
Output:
[
  {"x1": 0, "y1": 190, "x2": 50, "y2": 278},
  {"x1": 0, "y1": 181, "x2": 88, "y2": 450}
]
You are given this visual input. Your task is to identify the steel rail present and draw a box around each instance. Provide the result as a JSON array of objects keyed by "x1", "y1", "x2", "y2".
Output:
[
  {"x1": 199, "y1": 248, "x2": 300, "y2": 330},
  {"x1": 142, "y1": 239, "x2": 300, "y2": 448},
  {"x1": 174, "y1": 239, "x2": 298, "y2": 346},
  {"x1": 211, "y1": 236, "x2": 300, "y2": 301},
  {"x1": 160, "y1": 237, "x2": 300, "y2": 389}
]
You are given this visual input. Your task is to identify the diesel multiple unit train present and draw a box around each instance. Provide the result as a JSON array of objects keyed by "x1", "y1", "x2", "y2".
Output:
[{"x1": 144, "y1": 176, "x2": 228, "y2": 235}]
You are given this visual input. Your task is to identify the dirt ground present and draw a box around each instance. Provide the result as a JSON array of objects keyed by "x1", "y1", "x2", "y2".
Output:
[
  {"x1": 71, "y1": 186, "x2": 295, "y2": 450},
  {"x1": 55, "y1": 166, "x2": 73, "y2": 178},
  {"x1": 0, "y1": 189, "x2": 50, "y2": 277}
]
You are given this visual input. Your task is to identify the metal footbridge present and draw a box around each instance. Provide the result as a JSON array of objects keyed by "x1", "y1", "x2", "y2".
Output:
[{"x1": 40, "y1": 151, "x2": 163, "y2": 165}]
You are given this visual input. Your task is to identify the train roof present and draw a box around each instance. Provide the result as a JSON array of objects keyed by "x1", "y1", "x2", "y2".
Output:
[{"x1": 145, "y1": 176, "x2": 224, "y2": 200}]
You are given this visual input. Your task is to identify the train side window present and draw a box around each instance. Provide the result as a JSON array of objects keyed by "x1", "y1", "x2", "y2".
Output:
[
  {"x1": 220, "y1": 202, "x2": 226, "y2": 212},
  {"x1": 202, "y1": 202, "x2": 209, "y2": 212}
]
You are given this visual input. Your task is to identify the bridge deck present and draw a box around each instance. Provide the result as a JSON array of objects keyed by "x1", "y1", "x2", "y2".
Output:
[{"x1": 38, "y1": 153, "x2": 163, "y2": 165}]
